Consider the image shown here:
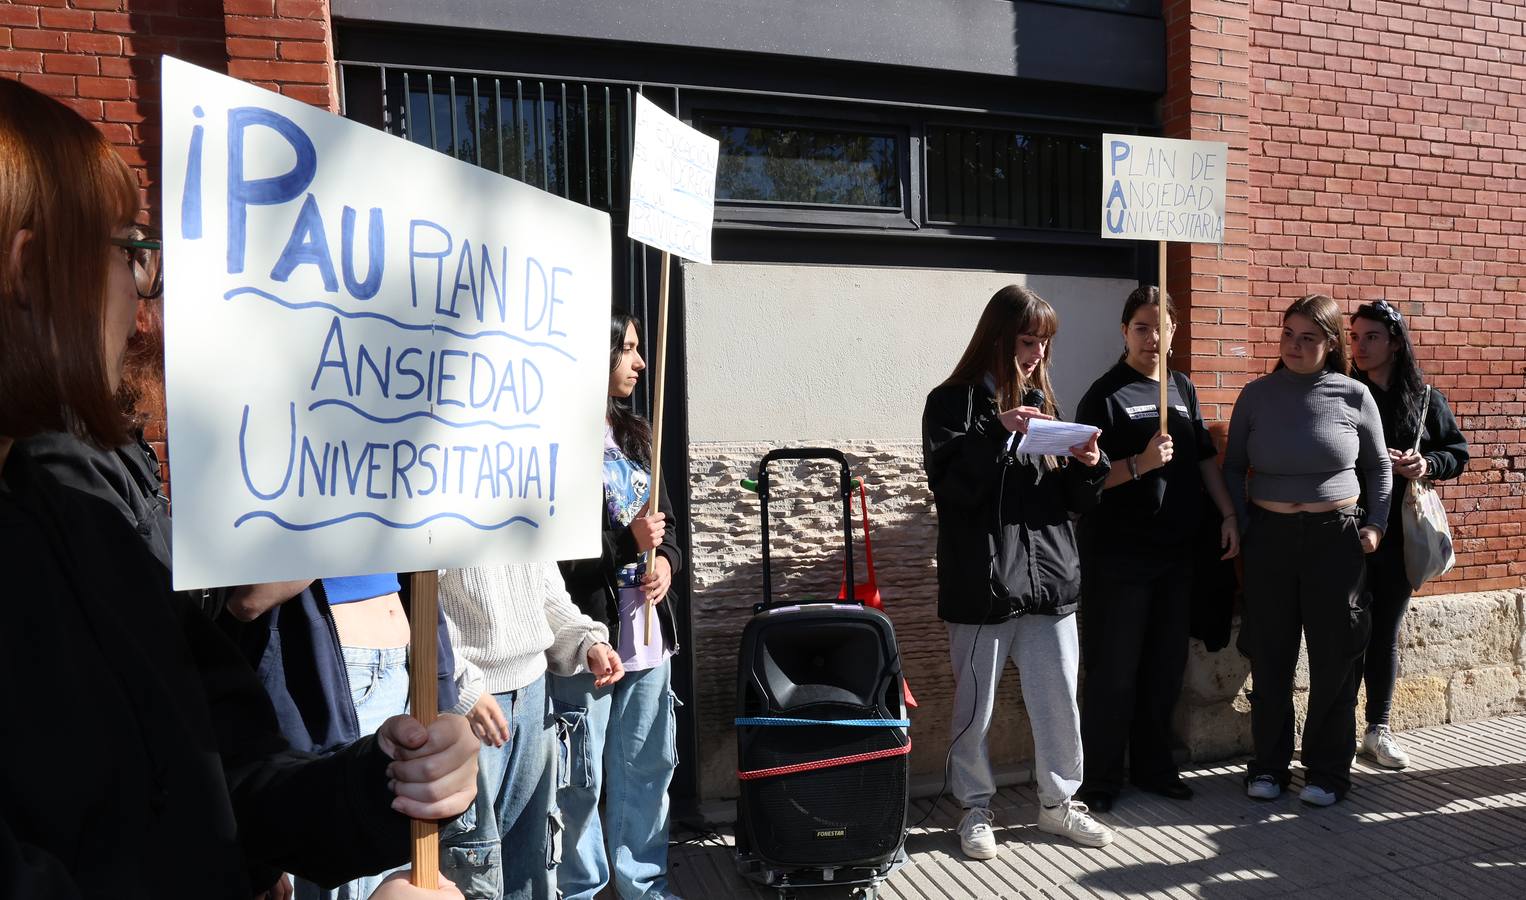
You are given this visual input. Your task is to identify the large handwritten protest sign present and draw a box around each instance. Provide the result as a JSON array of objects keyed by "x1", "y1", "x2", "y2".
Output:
[
  {"x1": 1100, "y1": 134, "x2": 1228, "y2": 245},
  {"x1": 628, "y1": 93, "x2": 719, "y2": 264},
  {"x1": 161, "y1": 58, "x2": 611, "y2": 590}
]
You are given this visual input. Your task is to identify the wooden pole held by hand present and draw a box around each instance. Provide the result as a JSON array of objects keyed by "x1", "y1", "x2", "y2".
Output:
[
  {"x1": 408, "y1": 569, "x2": 440, "y2": 889},
  {"x1": 644, "y1": 251, "x2": 672, "y2": 646},
  {"x1": 1158, "y1": 240, "x2": 1170, "y2": 437}
]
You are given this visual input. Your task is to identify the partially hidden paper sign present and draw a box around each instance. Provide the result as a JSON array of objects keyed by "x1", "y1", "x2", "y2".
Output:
[
  {"x1": 160, "y1": 57, "x2": 611, "y2": 589},
  {"x1": 1100, "y1": 134, "x2": 1228, "y2": 245},
  {"x1": 627, "y1": 93, "x2": 719, "y2": 264}
]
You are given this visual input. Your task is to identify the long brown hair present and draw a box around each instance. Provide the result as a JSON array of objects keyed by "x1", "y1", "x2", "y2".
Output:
[
  {"x1": 1280, "y1": 292, "x2": 1349, "y2": 375},
  {"x1": 0, "y1": 78, "x2": 139, "y2": 445},
  {"x1": 944, "y1": 284, "x2": 1060, "y2": 417}
]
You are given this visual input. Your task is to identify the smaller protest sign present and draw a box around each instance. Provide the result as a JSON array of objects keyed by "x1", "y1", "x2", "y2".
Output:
[
  {"x1": 1100, "y1": 134, "x2": 1228, "y2": 245},
  {"x1": 628, "y1": 94, "x2": 719, "y2": 264}
]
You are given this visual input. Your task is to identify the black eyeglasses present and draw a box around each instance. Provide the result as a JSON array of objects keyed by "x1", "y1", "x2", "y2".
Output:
[{"x1": 109, "y1": 229, "x2": 163, "y2": 300}]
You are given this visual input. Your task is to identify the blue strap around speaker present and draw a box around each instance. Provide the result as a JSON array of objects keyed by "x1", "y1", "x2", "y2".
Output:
[{"x1": 734, "y1": 716, "x2": 910, "y2": 728}]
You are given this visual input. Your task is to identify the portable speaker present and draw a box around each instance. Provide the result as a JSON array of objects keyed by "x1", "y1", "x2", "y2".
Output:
[{"x1": 735, "y1": 602, "x2": 909, "y2": 870}]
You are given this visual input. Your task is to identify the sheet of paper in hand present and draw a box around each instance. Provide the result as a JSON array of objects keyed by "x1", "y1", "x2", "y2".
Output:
[{"x1": 1015, "y1": 420, "x2": 1102, "y2": 458}]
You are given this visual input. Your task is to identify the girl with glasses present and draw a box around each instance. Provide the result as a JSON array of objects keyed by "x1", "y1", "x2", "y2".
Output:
[
  {"x1": 0, "y1": 77, "x2": 476, "y2": 899},
  {"x1": 1347, "y1": 300, "x2": 1469, "y2": 769},
  {"x1": 1074, "y1": 286, "x2": 1239, "y2": 814}
]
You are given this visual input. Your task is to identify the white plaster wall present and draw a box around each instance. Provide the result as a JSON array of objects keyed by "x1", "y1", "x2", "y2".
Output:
[{"x1": 683, "y1": 263, "x2": 1137, "y2": 442}]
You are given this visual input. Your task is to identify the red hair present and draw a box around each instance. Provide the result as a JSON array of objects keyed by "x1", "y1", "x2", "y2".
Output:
[{"x1": 0, "y1": 77, "x2": 139, "y2": 445}]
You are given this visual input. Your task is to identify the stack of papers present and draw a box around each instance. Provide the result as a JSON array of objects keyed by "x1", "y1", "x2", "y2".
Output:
[{"x1": 1014, "y1": 419, "x2": 1101, "y2": 458}]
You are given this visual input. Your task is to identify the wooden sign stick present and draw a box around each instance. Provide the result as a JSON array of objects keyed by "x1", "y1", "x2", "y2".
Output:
[
  {"x1": 1158, "y1": 239, "x2": 1170, "y2": 437},
  {"x1": 408, "y1": 568, "x2": 441, "y2": 888},
  {"x1": 644, "y1": 251, "x2": 672, "y2": 645}
]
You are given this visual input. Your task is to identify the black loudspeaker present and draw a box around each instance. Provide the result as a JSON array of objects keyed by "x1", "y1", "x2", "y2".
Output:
[{"x1": 735, "y1": 602, "x2": 909, "y2": 873}]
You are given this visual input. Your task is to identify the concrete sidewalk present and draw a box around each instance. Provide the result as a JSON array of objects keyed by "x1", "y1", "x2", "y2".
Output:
[{"x1": 668, "y1": 715, "x2": 1526, "y2": 898}]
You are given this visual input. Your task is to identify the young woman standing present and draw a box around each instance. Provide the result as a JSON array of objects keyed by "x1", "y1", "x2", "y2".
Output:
[
  {"x1": 923, "y1": 284, "x2": 1112, "y2": 861},
  {"x1": 1075, "y1": 287, "x2": 1238, "y2": 813},
  {"x1": 1224, "y1": 293, "x2": 1392, "y2": 807},
  {"x1": 1348, "y1": 300, "x2": 1468, "y2": 769},
  {"x1": 549, "y1": 313, "x2": 684, "y2": 899}
]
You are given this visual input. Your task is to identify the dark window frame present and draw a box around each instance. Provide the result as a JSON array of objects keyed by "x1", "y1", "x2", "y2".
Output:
[{"x1": 687, "y1": 100, "x2": 916, "y2": 231}]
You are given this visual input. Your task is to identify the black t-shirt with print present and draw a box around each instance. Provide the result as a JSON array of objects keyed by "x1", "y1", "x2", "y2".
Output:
[{"x1": 1075, "y1": 361, "x2": 1218, "y2": 559}]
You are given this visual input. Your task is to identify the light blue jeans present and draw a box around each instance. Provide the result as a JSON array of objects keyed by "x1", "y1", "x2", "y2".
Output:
[
  {"x1": 548, "y1": 661, "x2": 678, "y2": 900},
  {"x1": 295, "y1": 646, "x2": 410, "y2": 900},
  {"x1": 440, "y1": 676, "x2": 556, "y2": 900}
]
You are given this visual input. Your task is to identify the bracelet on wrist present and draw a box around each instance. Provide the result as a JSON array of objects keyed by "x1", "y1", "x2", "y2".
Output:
[{"x1": 1127, "y1": 455, "x2": 1140, "y2": 480}]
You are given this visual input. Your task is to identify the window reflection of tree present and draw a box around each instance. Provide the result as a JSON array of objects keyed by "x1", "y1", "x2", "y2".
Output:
[{"x1": 715, "y1": 126, "x2": 898, "y2": 207}]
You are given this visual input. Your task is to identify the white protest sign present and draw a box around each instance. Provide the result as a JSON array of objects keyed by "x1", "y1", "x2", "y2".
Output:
[
  {"x1": 160, "y1": 57, "x2": 611, "y2": 589},
  {"x1": 1100, "y1": 134, "x2": 1227, "y2": 244},
  {"x1": 627, "y1": 93, "x2": 719, "y2": 264}
]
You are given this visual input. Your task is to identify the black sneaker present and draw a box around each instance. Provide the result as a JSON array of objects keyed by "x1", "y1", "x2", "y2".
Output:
[
  {"x1": 1076, "y1": 789, "x2": 1115, "y2": 814},
  {"x1": 1136, "y1": 778, "x2": 1193, "y2": 801}
]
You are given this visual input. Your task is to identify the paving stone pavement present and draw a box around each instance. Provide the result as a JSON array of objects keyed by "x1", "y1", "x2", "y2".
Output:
[{"x1": 666, "y1": 715, "x2": 1526, "y2": 899}]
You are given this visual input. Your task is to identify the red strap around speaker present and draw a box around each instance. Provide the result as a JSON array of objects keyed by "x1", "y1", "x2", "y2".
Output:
[{"x1": 736, "y1": 739, "x2": 912, "y2": 782}]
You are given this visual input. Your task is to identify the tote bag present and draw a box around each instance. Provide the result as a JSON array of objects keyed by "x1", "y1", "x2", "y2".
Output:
[{"x1": 1403, "y1": 386, "x2": 1456, "y2": 590}]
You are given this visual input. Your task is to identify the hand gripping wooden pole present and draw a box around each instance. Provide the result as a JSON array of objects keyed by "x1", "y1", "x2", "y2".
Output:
[
  {"x1": 408, "y1": 569, "x2": 441, "y2": 888},
  {"x1": 644, "y1": 251, "x2": 672, "y2": 645},
  {"x1": 1158, "y1": 240, "x2": 1170, "y2": 437}
]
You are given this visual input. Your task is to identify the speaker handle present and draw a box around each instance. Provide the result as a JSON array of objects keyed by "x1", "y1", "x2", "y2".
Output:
[{"x1": 755, "y1": 449, "x2": 856, "y2": 608}]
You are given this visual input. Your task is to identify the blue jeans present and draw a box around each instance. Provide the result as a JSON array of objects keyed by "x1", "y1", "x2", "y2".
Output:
[
  {"x1": 548, "y1": 661, "x2": 678, "y2": 900},
  {"x1": 295, "y1": 646, "x2": 410, "y2": 900},
  {"x1": 441, "y1": 676, "x2": 556, "y2": 900}
]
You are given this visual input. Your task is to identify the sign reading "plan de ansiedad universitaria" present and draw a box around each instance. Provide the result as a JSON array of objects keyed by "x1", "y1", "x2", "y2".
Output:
[{"x1": 1101, "y1": 134, "x2": 1228, "y2": 244}]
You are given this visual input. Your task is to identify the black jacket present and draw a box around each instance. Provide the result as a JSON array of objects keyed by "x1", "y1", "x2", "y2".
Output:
[
  {"x1": 1362, "y1": 380, "x2": 1470, "y2": 538},
  {"x1": 558, "y1": 466, "x2": 684, "y2": 653},
  {"x1": 0, "y1": 452, "x2": 407, "y2": 899},
  {"x1": 13, "y1": 431, "x2": 228, "y2": 619},
  {"x1": 922, "y1": 382, "x2": 1110, "y2": 624}
]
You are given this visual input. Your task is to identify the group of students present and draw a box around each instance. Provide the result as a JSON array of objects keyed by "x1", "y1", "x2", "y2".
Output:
[
  {"x1": 0, "y1": 80, "x2": 683, "y2": 900},
  {"x1": 923, "y1": 283, "x2": 1468, "y2": 860},
  {"x1": 0, "y1": 74, "x2": 1479, "y2": 897}
]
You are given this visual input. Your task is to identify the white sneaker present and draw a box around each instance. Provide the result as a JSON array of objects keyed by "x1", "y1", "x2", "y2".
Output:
[
  {"x1": 1298, "y1": 784, "x2": 1338, "y2": 807},
  {"x1": 1245, "y1": 775, "x2": 1281, "y2": 800},
  {"x1": 1360, "y1": 725, "x2": 1410, "y2": 769},
  {"x1": 1037, "y1": 800, "x2": 1114, "y2": 848},
  {"x1": 957, "y1": 806, "x2": 998, "y2": 860}
]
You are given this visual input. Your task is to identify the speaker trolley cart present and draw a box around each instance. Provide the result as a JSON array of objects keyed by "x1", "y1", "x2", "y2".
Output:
[{"x1": 732, "y1": 449, "x2": 910, "y2": 899}]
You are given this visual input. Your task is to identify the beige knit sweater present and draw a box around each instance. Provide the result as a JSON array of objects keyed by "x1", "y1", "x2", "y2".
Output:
[{"x1": 438, "y1": 563, "x2": 608, "y2": 715}]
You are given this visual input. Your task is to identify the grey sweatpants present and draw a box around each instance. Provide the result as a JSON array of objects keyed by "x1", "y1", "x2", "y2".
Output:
[{"x1": 947, "y1": 614, "x2": 1084, "y2": 809}]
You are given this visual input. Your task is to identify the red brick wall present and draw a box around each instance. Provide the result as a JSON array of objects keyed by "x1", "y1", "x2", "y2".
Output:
[
  {"x1": 1247, "y1": 0, "x2": 1526, "y2": 594},
  {"x1": 1163, "y1": 0, "x2": 1254, "y2": 424},
  {"x1": 224, "y1": 0, "x2": 337, "y2": 111},
  {"x1": 0, "y1": 0, "x2": 230, "y2": 218}
]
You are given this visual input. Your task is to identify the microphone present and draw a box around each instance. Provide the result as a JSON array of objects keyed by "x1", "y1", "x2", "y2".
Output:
[{"x1": 1004, "y1": 388, "x2": 1048, "y2": 458}]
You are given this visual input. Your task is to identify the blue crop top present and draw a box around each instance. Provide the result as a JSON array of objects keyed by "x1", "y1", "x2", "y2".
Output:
[{"x1": 321, "y1": 573, "x2": 401, "y2": 605}]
